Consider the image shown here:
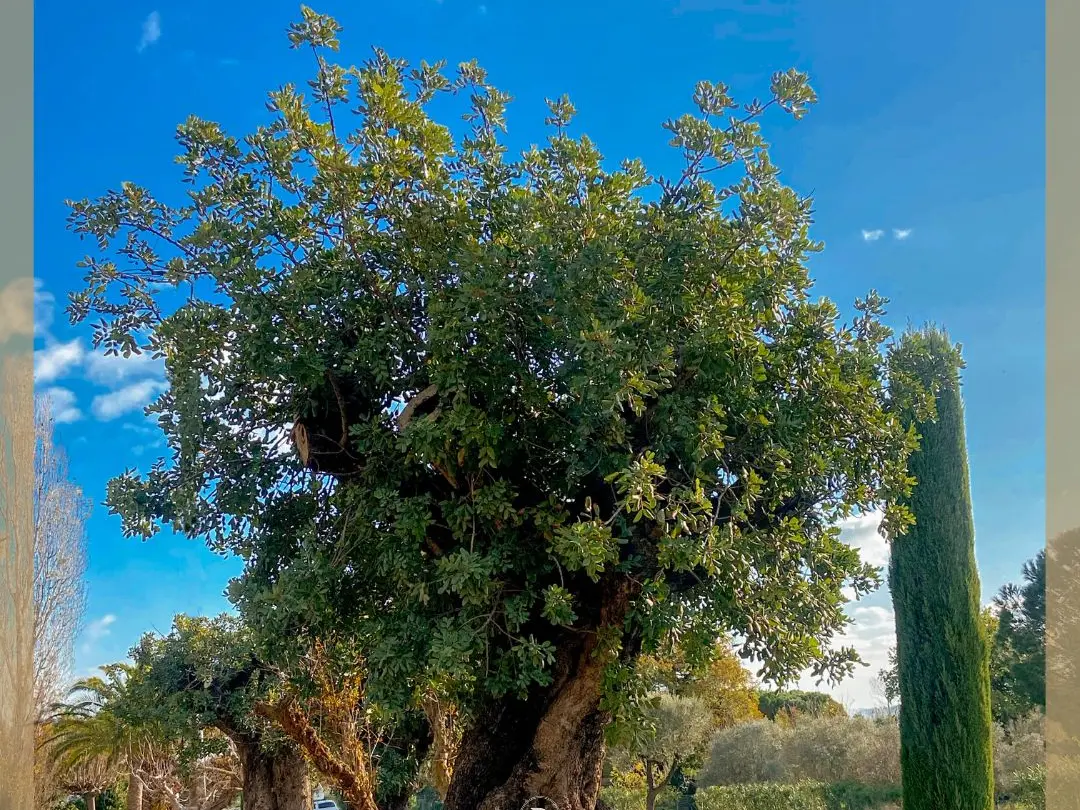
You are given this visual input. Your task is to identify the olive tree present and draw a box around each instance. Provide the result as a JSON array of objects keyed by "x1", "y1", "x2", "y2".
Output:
[{"x1": 64, "y1": 8, "x2": 922, "y2": 810}]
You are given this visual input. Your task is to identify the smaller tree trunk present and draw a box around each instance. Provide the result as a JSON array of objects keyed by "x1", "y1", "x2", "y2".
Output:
[
  {"x1": 126, "y1": 772, "x2": 143, "y2": 810},
  {"x1": 644, "y1": 760, "x2": 665, "y2": 810},
  {"x1": 83, "y1": 793, "x2": 98, "y2": 810}
]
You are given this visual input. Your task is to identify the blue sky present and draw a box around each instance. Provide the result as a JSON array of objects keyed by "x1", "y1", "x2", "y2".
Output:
[{"x1": 33, "y1": 0, "x2": 1044, "y2": 707}]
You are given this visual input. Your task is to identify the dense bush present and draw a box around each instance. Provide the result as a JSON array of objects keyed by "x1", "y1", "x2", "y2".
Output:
[
  {"x1": 696, "y1": 721, "x2": 788, "y2": 785},
  {"x1": 600, "y1": 784, "x2": 680, "y2": 810},
  {"x1": 996, "y1": 764, "x2": 1045, "y2": 810},
  {"x1": 993, "y1": 713, "x2": 1045, "y2": 797},
  {"x1": 697, "y1": 717, "x2": 900, "y2": 787},
  {"x1": 698, "y1": 712, "x2": 1044, "y2": 799},
  {"x1": 600, "y1": 781, "x2": 901, "y2": 810}
]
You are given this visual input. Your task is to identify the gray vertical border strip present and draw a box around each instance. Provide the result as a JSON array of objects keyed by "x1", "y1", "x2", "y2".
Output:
[
  {"x1": 0, "y1": 0, "x2": 34, "y2": 806},
  {"x1": 1047, "y1": 0, "x2": 1080, "y2": 807}
]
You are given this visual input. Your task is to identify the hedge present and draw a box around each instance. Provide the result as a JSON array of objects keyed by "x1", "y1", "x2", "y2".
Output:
[{"x1": 598, "y1": 782, "x2": 902, "y2": 810}]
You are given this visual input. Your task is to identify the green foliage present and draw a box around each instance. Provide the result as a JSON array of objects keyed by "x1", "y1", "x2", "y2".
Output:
[
  {"x1": 992, "y1": 551, "x2": 1046, "y2": 724},
  {"x1": 65, "y1": 6, "x2": 923, "y2": 749},
  {"x1": 609, "y1": 692, "x2": 716, "y2": 794},
  {"x1": 603, "y1": 782, "x2": 901, "y2": 810},
  {"x1": 600, "y1": 784, "x2": 680, "y2": 810},
  {"x1": 756, "y1": 691, "x2": 846, "y2": 722},
  {"x1": 887, "y1": 326, "x2": 995, "y2": 810},
  {"x1": 1003, "y1": 765, "x2": 1045, "y2": 809},
  {"x1": 698, "y1": 716, "x2": 899, "y2": 788},
  {"x1": 123, "y1": 613, "x2": 284, "y2": 761},
  {"x1": 58, "y1": 789, "x2": 123, "y2": 810},
  {"x1": 992, "y1": 713, "x2": 1045, "y2": 801},
  {"x1": 635, "y1": 644, "x2": 763, "y2": 732}
]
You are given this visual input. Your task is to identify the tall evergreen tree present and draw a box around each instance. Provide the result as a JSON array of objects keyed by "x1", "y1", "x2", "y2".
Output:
[{"x1": 887, "y1": 327, "x2": 994, "y2": 810}]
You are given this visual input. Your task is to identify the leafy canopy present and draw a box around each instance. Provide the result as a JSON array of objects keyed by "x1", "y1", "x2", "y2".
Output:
[{"x1": 65, "y1": 7, "x2": 921, "y2": 723}]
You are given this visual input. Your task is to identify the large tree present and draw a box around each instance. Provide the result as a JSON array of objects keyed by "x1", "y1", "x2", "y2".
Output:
[
  {"x1": 887, "y1": 327, "x2": 994, "y2": 810},
  {"x1": 34, "y1": 395, "x2": 90, "y2": 720},
  {"x1": 122, "y1": 615, "x2": 311, "y2": 810},
  {"x1": 65, "y1": 9, "x2": 924, "y2": 810}
]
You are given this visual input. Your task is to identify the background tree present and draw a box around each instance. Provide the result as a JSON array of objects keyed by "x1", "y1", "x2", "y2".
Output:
[
  {"x1": 123, "y1": 615, "x2": 309, "y2": 810},
  {"x1": 34, "y1": 394, "x2": 90, "y2": 720},
  {"x1": 877, "y1": 649, "x2": 900, "y2": 710},
  {"x1": 756, "y1": 690, "x2": 846, "y2": 724},
  {"x1": 991, "y1": 550, "x2": 1045, "y2": 723},
  {"x1": 48, "y1": 662, "x2": 173, "y2": 810},
  {"x1": 66, "y1": 9, "x2": 925, "y2": 810},
  {"x1": 887, "y1": 326, "x2": 994, "y2": 810},
  {"x1": 609, "y1": 694, "x2": 713, "y2": 810},
  {"x1": 53, "y1": 754, "x2": 118, "y2": 810},
  {"x1": 636, "y1": 644, "x2": 762, "y2": 732}
]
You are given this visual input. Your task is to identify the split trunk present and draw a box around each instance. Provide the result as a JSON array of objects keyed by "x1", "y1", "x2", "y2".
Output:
[{"x1": 443, "y1": 578, "x2": 638, "y2": 810}]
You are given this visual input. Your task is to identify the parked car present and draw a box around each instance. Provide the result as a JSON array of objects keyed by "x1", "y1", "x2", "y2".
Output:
[{"x1": 314, "y1": 799, "x2": 341, "y2": 810}]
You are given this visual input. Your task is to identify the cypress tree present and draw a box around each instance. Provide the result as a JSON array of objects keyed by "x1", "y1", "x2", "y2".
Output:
[{"x1": 887, "y1": 326, "x2": 994, "y2": 810}]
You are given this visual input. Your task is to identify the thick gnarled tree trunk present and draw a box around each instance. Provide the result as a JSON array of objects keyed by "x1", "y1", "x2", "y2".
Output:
[
  {"x1": 233, "y1": 740, "x2": 310, "y2": 810},
  {"x1": 444, "y1": 578, "x2": 638, "y2": 810}
]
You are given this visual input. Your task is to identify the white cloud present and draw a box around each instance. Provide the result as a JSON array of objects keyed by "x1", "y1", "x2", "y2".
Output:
[
  {"x1": 861, "y1": 229, "x2": 885, "y2": 242},
  {"x1": 789, "y1": 510, "x2": 898, "y2": 708},
  {"x1": 80, "y1": 614, "x2": 117, "y2": 654},
  {"x1": 35, "y1": 339, "x2": 86, "y2": 384},
  {"x1": 41, "y1": 387, "x2": 83, "y2": 424},
  {"x1": 0, "y1": 276, "x2": 34, "y2": 343},
  {"x1": 84, "y1": 349, "x2": 165, "y2": 386},
  {"x1": 34, "y1": 279, "x2": 55, "y2": 337},
  {"x1": 893, "y1": 228, "x2": 913, "y2": 240},
  {"x1": 796, "y1": 598, "x2": 897, "y2": 709},
  {"x1": 92, "y1": 380, "x2": 168, "y2": 421},
  {"x1": 839, "y1": 509, "x2": 889, "y2": 568},
  {"x1": 137, "y1": 11, "x2": 162, "y2": 53},
  {"x1": 123, "y1": 422, "x2": 159, "y2": 437}
]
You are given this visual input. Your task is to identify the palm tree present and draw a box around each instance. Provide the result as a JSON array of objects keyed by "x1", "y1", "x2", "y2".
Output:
[
  {"x1": 51, "y1": 753, "x2": 116, "y2": 810},
  {"x1": 48, "y1": 664, "x2": 243, "y2": 810},
  {"x1": 48, "y1": 663, "x2": 169, "y2": 810}
]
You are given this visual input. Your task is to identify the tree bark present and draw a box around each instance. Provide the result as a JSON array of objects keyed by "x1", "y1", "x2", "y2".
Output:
[
  {"x1": 444, "y1": 577, "x2": 639, "y2": 810},
  {"x1": 83, "y1": 793, "x2": 97, "y2": 810},
  {"x1": 126, "y1": 772, "x2": 143, "y2": 810},
  {"x1": 233, "y1": 741, "x2": 310, "y2": 810}
]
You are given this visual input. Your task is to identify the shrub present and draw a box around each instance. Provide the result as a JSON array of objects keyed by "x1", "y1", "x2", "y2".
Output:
[
  {"x1": 1000, "y1": 764, "x2": 1045, "y2": 809},
  {"x1": 694, "y1": 782, "x2": 898, "y2": 810},
  {"x1": 993, "y1": 713, "x2": 1045, "y2": 797},
  {"x1": 697, "y1": 716, "x2": 899, "y2": 787},
  {"x1": 696, "y1": 721, "x2": 787, "y2": 785},
  {"x1": 698, "y1": 711, "x2": 1044, "y2": 796},
  {"x1": 600, "y1": 785, "x2": 679, "y2": 810}
]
